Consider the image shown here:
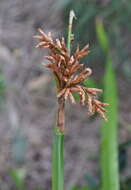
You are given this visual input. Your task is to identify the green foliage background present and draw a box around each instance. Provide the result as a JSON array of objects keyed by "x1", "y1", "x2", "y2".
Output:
[{"x1": 60, "y1": 0, "x2": 131, "y2": 78}]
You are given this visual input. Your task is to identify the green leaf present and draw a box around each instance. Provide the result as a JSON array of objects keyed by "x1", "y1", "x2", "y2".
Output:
[
  {"x1": 101, "y1": 55, "x2": 119, "y2": 190},
  {"x1": 9, "y1": 168, "x2": 26, "y2": 190},
  {"x1": 96, "y1": 19, "x2": 120, "y2": 190},
  {"x1": 69, "y1": 186, "x2": 90, "y2": 190},
  {"x1": 83, "y1": 78, "x2": 98, "y2": 88},
  {"x1": 96, "y1": 17, "x2": 110, "y2": 54},
  {"x1": 80, "y1": 186, "x2": 90, "y2": 190}
]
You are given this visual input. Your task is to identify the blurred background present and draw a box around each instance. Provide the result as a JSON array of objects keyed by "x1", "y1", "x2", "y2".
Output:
[{"x1": 0, "y1": 0, "x2": 131, "y2": 189}]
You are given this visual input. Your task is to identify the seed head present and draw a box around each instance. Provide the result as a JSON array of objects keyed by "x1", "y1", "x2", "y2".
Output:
[{"x1": 34, "y1": 29, "x2": 109, "y2": 120}]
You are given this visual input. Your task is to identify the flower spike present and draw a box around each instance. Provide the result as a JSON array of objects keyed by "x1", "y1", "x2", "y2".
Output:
[{"x1": 34, "y1": 28, "x2": 108, "y2": 120}]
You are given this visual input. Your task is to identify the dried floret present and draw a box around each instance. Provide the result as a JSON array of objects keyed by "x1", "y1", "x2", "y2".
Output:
[{"x1": 34, "y1": 28, "x2": 108, "y2": 123}]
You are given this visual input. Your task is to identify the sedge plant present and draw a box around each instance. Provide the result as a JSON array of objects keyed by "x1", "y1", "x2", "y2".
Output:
[{"x1": 34, "y1": 10, "x2": 108, "y2": 190}]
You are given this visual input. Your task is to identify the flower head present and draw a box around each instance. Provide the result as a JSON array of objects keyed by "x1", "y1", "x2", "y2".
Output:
[{"x1": 34, "y1": 28, "x2": 108, "y2": 120}]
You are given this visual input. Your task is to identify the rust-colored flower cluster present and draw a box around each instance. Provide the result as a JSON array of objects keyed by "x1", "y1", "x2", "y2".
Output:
[{"x1": 34, "y1": 28, "x2": 108, "y2": 120}]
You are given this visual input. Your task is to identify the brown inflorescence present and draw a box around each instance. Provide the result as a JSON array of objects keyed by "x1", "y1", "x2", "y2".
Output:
[{"x1": 34, "y1": 28, "x2": 109, "y2": 121}]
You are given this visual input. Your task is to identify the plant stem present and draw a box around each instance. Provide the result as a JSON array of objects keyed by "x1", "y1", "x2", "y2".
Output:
[
  {"x1": 57, "y1": 97, "x2": 65, "y2": 133},
  {"x1": 52, "y1": 96, "x2": 65, "y2": 190},
  {"x1": 52, "y1": 88, "x2": 65, "y2": 190},
  {"x1": 52, "y1": 58, "x2": 65, "y2": 190},
  {"x1": 52, "y1": 129, "x2": 64, "y2": 190},
  {"x1": 52, "y1": 10, "x2": 75, "y2": 190},
  {"x1": 67, "y1": 10, "x2": 76, "y2": 55}
]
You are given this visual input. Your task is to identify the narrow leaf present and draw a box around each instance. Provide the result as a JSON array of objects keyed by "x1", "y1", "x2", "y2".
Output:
[
  {"x1": 101, "y1": 55, "x2": 119, "y2": 190},
  {"x1": 96, "y1": 18, "x2": 120, "y2": 190},
  {"x1": 96, "y1": 18, "x2": 109, "y2": 53}
]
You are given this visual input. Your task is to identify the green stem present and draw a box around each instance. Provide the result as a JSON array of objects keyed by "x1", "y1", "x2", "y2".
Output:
[
  {"x1": 52, "y1": 129, "x2": 64, "y2": 190},
  {"x1": 67, "y1": 10, "x2": 76, "y2": 55},
  {"x1": 52, "y1": 10, "x2": 76, "y2": 190},
  {"x1": 52, "y1": 96, "x2": 65, "y2": 190}
]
